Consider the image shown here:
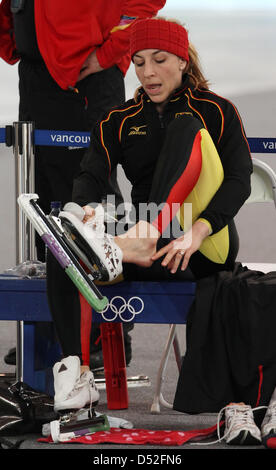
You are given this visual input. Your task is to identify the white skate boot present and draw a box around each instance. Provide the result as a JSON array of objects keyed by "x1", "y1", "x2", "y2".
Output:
[
  {"x1": 50, "y1": 356, "x2": 110, "y2": 442},
  {"x1": 53, "y1": 356, "x2": 99, "y2": 412},
  {"x1": 59, "y1": 202, "x2": 122, "y2": 282}
]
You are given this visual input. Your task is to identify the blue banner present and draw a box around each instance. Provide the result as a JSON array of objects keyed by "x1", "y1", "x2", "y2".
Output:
[
  {"x1": 34, "y1": 129, "x2": 91, "y2": 148},
  {"x1": 33, "y1": 132, "x2": 276, "y2": 154},
  {"x1": 247, "y1": 138, "x2": 276, "y2": 154},
  {"x1": 0, "y1": 127, "x2": 276, "y2": 154},
  {"x1": 0, "y1": 128, "x2": 5, "y2": 144}
]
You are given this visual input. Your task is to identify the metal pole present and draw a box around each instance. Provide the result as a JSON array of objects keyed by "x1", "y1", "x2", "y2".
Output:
[
  {"x1": 22, "y1": 122, "x2": 36, "y2": 260},
  {"x1": 14, "y1": 121, "x2": 36, "y2": 382}
]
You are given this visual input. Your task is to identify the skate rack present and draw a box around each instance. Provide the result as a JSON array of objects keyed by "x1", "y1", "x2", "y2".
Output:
[{"x1": 1, "y1": 124, "x2": 276, "y2": 411}]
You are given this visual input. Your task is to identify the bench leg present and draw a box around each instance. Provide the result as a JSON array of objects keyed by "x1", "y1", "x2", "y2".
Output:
[
  {"x1": 16, "y1": 321, "x2": 24, "y2": 382},
  {"x1": 151, "y1": 324, "x2": 181, "y2": 414}
]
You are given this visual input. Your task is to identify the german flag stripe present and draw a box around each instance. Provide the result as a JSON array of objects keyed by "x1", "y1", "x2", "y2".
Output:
[{"x1": 152, "y1": 130, "x2": 203, "y2": 234}]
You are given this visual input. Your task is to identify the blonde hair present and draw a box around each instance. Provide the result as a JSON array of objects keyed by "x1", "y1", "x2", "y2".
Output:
[{"x1": 133, "y1": 17, "x2": 210, "y2": 102}]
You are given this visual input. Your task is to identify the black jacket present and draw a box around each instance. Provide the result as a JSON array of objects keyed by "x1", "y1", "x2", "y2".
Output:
[{"x1": 73, "y1": 76, "x2": 252, "y2": 235}]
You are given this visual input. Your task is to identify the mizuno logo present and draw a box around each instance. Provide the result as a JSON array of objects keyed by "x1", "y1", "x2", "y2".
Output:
[
  {"x1": 175, "y1": 112, "x2": 193, "y2": 118},
  {"x1": 128, "y1": 125, "x2": 147, "y2": 136}
]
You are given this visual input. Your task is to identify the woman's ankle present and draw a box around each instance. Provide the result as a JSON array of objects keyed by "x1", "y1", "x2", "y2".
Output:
[{"x1": 115, "y1": 221, "x2": 160, "y2": 266}]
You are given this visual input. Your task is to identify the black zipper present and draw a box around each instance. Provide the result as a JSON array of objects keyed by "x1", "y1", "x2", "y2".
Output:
[{"x1": 159, "y1": 114, "x2": 165, "y2": 129}]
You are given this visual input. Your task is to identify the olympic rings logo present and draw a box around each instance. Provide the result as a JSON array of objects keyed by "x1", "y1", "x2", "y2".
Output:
[{"x1": 100, "y1": 296, "x2": 144, "y2": 322}]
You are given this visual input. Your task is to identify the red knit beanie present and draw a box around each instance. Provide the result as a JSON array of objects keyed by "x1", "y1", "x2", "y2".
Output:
[{"x1": 130, "y1": 18, "x2": 189, "y2": 62}]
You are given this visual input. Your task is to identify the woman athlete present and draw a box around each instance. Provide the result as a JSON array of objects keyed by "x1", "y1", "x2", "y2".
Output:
[{"x1": 47, "y1": 17, "x2": 253, "y2": 421}]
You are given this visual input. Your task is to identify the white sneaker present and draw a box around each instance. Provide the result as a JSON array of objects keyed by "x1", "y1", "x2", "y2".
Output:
[
  {"x1": 59, "y1": 203, "x2": 122, "y2": 281},
  {"x1": 261, "y1": 400, "x2": 276, "y2": 448},
  {"x1": 223, "y1": 403, "x2": 262, "y2": 445},
  {"x1": 53, "y1": 356, "x2": 99, "y2": 412}
]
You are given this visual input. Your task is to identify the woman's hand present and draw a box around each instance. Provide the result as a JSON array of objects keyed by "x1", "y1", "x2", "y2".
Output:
[
  {"x1": 77, "y1": 50, "x2": 104, "y2": 82},
  {"x1": 151, "y1": 220, "x2": 211, "y2": 273}
]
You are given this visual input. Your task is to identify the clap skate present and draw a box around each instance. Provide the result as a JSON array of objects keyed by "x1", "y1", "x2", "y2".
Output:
[
  {"x1": 59, "y1": 202, "x2": 122, "y2": 282},
  {"x1": 49, "y1": 408, "x2": 110, "y2": 443},
  {"x1": 17, "y1": 193, "x2": 108, "y2": 312},
  {"x1": 49, "y1": 356, "x2": 109, "y2": 443}
]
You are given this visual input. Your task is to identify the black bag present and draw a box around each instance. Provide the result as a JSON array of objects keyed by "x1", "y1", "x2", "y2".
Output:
[
  {"x1": 0, "y1": 380, "x2": 58, "y2": 436},
  {"x1": 174, "y1": 263, "x2": 276, "y2": 415}
]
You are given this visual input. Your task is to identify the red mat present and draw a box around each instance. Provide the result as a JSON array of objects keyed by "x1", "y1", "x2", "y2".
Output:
[{"x1": 39, "y1": 423, "x2": 218, "y2": 446}]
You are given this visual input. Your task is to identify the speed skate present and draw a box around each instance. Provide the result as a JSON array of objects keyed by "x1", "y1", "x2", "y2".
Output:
[
  {"x1": 47, "y1": 355, "x2": 110, "y2": 443},
  {"x1": 48, "y1": 409, "x2": 110, "y2": 443},
  {"x1": 17, "y1": 193, "x2": 122, "y2": 312}
]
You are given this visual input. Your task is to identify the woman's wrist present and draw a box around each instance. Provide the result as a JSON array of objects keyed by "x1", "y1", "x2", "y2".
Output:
[{"x1": 192, "y1": 219, "x2": 211, "y2": 241}]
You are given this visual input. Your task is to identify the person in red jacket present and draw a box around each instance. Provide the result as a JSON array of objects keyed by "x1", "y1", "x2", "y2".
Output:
[{"x1": 0, "y1": 0, "x2": 166, "y2": 371}]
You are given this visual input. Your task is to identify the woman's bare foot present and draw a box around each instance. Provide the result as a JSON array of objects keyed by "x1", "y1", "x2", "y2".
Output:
[{"x1": 115, "y1": 221, "x2": 160, "y2": 267}]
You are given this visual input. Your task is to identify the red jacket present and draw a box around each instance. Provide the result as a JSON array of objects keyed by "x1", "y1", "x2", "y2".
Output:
[{"x1": 0, "y1": 0, "x2": 166, "y2": 89}]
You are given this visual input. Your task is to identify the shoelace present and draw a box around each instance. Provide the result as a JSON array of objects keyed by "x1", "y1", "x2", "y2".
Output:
[
  {"x1": 69, "y1": 372, "x2": 95, "y2": 418},
  {"x1": 191, "y1": 405, "x2": 267, "y2": 446},
  {"x1": 68, "y1": 374, "x2": 87, "y2": 396},
  {"x1": 85, "y1": 211, "x2": 116, "y2": 234}
]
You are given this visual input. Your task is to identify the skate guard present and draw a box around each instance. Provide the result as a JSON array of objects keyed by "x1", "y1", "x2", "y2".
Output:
[{"x1": 17, "y1": 193, "x2": 108, "y2": 313}]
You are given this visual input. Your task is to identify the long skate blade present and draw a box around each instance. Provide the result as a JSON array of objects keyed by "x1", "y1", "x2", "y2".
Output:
[
  {"x1": 17, "y1": 194, "x2": 108, "y2": 312},
  {"x1": 58, "y1": 222, "x2": 101, "y2": 280},
  {"x1": 31, "y1": 199, "x2": 108, "y2": 313},
  {"x1": 48, "y1": 213, "x2": 102, "y2": 280},
  {"x1": 95, "y1": 375, "x2": 151, "y2": 389},
  {"x1": 60, "y1": 218, "x2": 109, "y2": 281},
  {"x1": 58, "y1": 414, "x2": 110, "y2": 441}
]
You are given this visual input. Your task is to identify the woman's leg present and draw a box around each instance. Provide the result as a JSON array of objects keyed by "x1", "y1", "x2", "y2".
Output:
[
  {"x1": 46, "y1": 251, "x2": 92, "y2": 368},
  {"x1": 115, "y1": 116, "x2": 203, "y2": 262},
  {"x1": 115, "y1": 114, "x2": 236, "y2": 274}
]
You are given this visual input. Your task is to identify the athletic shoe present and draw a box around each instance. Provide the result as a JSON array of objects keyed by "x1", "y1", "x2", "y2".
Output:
[
  {"x1": 223, "y1": 403, "x2": 262, "y2": 445},
  {"x1": 261, "y1": 400, "x2": 276, "y2": 449},
  {"x1": 59, "y1": 202, "x2": 122, "y2": 281},
  {"x1": 4, "y1": 347, "x2": 16, "y2": 365},
  {"x1": 53, "y1": 356, "x2": 99, "y2": 412}
]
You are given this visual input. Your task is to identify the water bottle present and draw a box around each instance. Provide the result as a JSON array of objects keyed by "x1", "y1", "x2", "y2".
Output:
[
  {"x1": 50, "y1": 201, "x2": 61, "y2": 217},
  {"x1": 45, "y1": 201, "x2": 61, "y2": 259}
]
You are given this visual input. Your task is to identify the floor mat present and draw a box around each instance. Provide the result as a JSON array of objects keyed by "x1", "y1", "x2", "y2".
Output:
[{"x1": 38, "y1": 423, "x2": 218, "y2": 446}]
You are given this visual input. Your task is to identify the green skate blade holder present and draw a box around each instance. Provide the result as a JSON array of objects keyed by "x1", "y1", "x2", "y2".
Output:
[
  {"x1": 84, "y1": 414, "x2": 110, "y2": 434},
  {"x1": 61, "y1": 414, "x2": 110, "y2": 436},
  {"x1": 66, "y1": 265, "x2": 108, "y2": 313}
]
